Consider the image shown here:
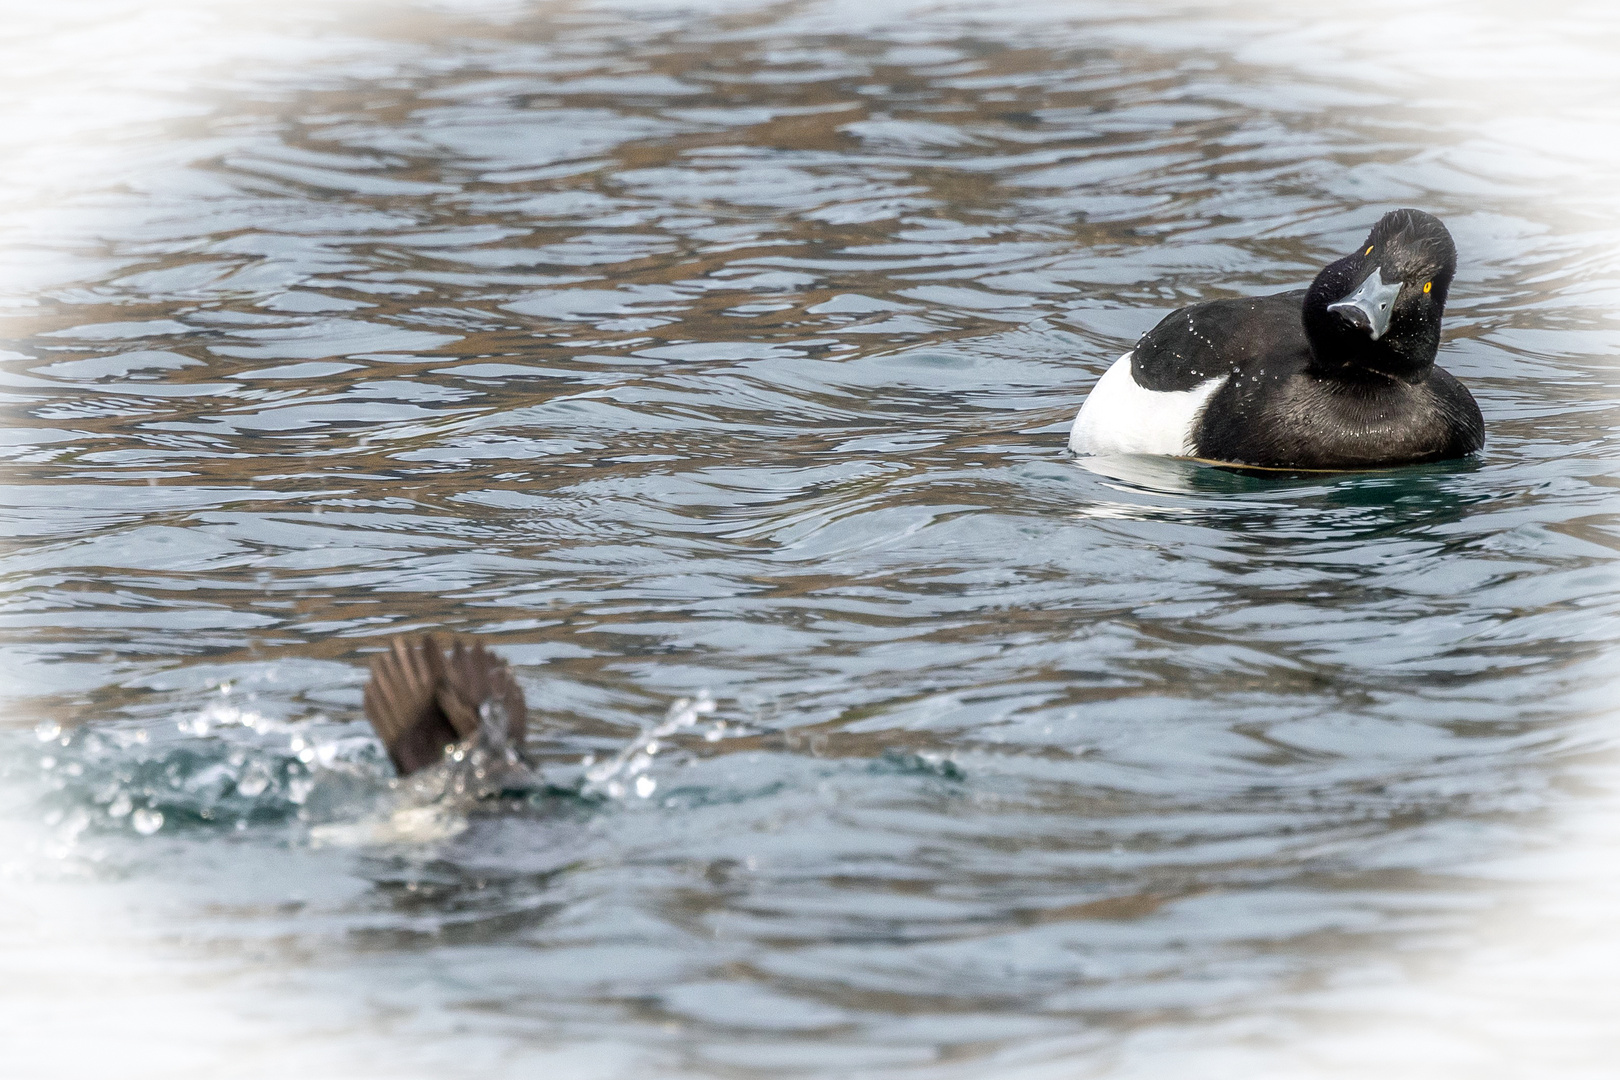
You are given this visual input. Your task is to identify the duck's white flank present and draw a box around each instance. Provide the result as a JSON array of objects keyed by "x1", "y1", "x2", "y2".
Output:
[{"x1": 1068, "y1": 351, "x2": 1226, "y2": 457}]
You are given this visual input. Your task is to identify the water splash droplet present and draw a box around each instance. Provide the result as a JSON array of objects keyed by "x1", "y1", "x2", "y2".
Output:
[
  {"x1": 236, "y1": 763, "x2": 271, "y2": 798},
  {"x1": 61, "y1": 807, "x2": 91, "y2": 841},
  {"x1": 634, "y1": 775, "x2": 656, "y2": 799},
  {"x1": 107, "y1": 792, "x2": 133, "y2": 818},
  {"x1": 131, "y1": 808, "x2": 164, "y2": 835},
  {"x1": 286, "y1": 775, "x2": 313, "y2": 805},
  {"x1": 581, "y1": 690, "x2": 718, "y2": 797},
  {"x1": 34, "y1": 720, "x2": 61, "y2": 742}
]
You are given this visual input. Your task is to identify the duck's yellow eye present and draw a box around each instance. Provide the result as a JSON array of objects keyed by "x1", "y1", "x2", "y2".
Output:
[
  {"x1": 1423, "y1": 281, "x2": 1432, "y2": 293},
  {"x1": 1365, "y1": 246, "x2": 1373, "y2": 255}
]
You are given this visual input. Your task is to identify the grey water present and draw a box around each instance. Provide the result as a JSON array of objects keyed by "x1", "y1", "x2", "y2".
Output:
[{"x1": 3, "y1": 0, "x2": 1620, "y2": 1076}]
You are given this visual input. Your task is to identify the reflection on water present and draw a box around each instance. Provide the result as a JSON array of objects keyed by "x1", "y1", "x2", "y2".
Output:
[{"x1": 3, "y1": 0, "x2": 1620, "y2": 1076}]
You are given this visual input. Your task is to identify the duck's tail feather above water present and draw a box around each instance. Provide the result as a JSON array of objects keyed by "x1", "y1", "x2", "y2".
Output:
[{"x1": 362, "y1": 634, "x2": 528, "y2": 776}]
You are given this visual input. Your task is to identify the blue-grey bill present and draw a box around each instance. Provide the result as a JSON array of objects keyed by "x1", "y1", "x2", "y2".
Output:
[{"x1": 1328, "y1": 265, "x2": 1402, "y2": 340}]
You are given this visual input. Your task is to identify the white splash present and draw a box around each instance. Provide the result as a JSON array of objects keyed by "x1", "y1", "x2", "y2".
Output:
[
  {"x1": 582, "y1": 692, "x2": 716, "y2": 800},
  {"x1": 307, "y1": 805, "x2": 468, "y2": 848}
]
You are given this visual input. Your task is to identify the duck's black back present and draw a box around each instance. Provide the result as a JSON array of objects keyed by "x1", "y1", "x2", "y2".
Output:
[{"x1": 1131, "y1": 290, "x2": 1311, "y2": 392}]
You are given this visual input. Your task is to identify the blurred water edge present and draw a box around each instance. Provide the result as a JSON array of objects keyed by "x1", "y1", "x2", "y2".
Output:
[{"x1": 2, "y1": 0, "x2": 1619, "y2": 1077}]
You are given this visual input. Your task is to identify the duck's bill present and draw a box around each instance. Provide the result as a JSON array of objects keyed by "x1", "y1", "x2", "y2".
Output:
[{"x1": 1328, "y1": 266, "x2": 1401, "y2": 340}]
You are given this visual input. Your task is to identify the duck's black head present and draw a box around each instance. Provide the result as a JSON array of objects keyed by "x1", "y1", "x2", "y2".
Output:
[{"x1": 1303, "y1": 209, "x2": 1456, "y2": 382}]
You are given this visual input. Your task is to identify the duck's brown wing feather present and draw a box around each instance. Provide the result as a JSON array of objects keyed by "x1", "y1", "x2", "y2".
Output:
[
  {"x1": 363, "y1": 635, "x2": 458, "y2": 775},
  {"x1": 362, "y1": 634, "x2": 526, "y2": 776},
  {"x1": 436, "y1": 637, "x2": 527, "y2": 744}
]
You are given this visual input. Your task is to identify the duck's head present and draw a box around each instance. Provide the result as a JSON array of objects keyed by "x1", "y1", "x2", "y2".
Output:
[{"x1": 1304, "y1": 209, "x2": 1457, "y2": 381}]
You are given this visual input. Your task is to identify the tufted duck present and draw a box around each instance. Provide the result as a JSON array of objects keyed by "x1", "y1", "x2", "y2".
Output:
[{"x1": 1068, "y1": 209, "x2": 1483, "y2": 470}]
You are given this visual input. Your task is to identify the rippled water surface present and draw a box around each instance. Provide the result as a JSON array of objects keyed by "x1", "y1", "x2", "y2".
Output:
[{"x1": 4, "y1": 1, "x2": 1620, "y2": 1076}]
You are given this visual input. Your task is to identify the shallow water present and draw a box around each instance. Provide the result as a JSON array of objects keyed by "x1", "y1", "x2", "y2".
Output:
[{"x1": 4, "y1": 0, "x2": 1620, "y2": 1076}]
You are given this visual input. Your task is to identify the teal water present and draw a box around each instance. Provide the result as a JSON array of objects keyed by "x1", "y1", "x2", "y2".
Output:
[{"x1": 3, "y1": 1, "x2": 1620, "y2": 1076}]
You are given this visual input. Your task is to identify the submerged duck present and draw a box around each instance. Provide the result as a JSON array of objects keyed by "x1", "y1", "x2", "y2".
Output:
[
  {"x1": 1069, "y1": 209, "x2": 1483, "y2": 470},
  {"x1": 364, "y1": 634, "x2": 532, "y2": 782}
]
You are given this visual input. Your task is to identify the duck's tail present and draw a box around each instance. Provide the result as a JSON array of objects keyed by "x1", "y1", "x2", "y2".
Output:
[{"x1": 362, "y1": 634, "x2": 528, "y2": 776}]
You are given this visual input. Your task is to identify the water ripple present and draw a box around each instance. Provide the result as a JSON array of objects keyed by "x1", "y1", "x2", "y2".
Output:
[{"x1": 3, "y1": 0, "x2": 1620, "y2": 1076}]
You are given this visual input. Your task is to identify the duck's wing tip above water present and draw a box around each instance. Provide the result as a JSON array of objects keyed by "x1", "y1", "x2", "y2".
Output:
[
  {"x1": 363, "y1": 634, "x2": 458, "y2": 776},
  {"x1": 438, "y1": 636, "x2": 528, "y2": 745},
  {"x1": 362, "y1": 634, "x2": 525, "y2": 776}
]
